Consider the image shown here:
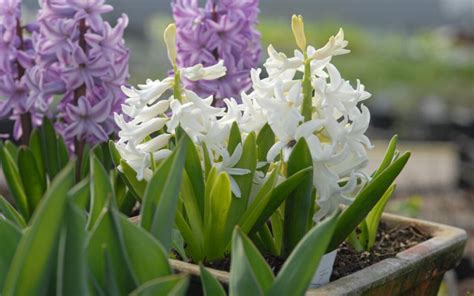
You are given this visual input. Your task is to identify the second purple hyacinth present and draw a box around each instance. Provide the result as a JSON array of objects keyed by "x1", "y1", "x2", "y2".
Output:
[{"x1": 172, "y1": 0, "x2": 261, "y2": 105}]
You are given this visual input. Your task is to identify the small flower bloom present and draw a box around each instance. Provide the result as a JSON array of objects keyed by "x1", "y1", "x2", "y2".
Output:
[{"x1": 63, "y1": 95, "x2": 110, "y2": 141}]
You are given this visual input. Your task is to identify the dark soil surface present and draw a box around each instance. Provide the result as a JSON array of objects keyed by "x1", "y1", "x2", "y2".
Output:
[
  {"x1": 331, "y1": 222, "x2": 431, "y2": 280},
  {"x1": 201, "y1": 222, "x2": 431, "y2": 281}
]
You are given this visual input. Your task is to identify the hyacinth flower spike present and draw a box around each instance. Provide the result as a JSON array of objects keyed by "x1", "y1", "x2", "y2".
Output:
[
  {"x1": 0, "y1": 0, "x2": 39, "y2": 144},
  {"x1": 115, "y1": 23, "x2": 251, "y2": 196},
  {"x1": 29, "y1": 0, "x2": 130, "y2": 180},
  {"x1": 172, "y1": 0, "x2": 261, "y2": 105}
]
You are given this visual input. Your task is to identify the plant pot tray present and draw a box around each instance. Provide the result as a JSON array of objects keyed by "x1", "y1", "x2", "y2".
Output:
[{"x1": 170, "y1": 213, "x2": 467, "y2": 295}]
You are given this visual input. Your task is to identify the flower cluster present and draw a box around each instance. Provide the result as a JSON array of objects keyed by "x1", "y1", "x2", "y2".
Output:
[
  {"x1": 246, "y1": 25, "x2": 372, "y2": 220},
  {"x1": 116, "y1": 19, "x2": 373, "y2": 220},
  {"x1": 172, "y1": 0, "x2": 261, "y2": 105},
  {"x1": 116, "y1": 24, "x2": 250, "y2": 196},
  {"x1": 31, "y1": 0, "x2": 129, "y2": 147},
  {"x1": 0, "y1": 0, "x2": 41, "y2": 140}
]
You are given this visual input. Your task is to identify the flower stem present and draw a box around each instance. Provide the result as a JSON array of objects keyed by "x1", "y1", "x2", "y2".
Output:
[
  {"x1": 301, "y1": 53, "x2": 313, "y2": 122},
  {"x1": 74, "y1": 18, "x2": 88, "y2": 181},
  {"x1": 15, "y1": 19, "x2": 32, "y2": 144},
  {"x1": 20, "y1": 112, "x2": 32, "y2": 145},
  {"x1": 173, "y1": 66, "x2": 182, "y2": 102}
]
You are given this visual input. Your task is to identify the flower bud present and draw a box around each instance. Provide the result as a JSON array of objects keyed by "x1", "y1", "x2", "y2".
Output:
[
  {"x1": 291, "y1": 15, "x2": 307, "y2": 51},
  {"x1": 164, "y1": 23, "x2": 177, "y2": 66}
]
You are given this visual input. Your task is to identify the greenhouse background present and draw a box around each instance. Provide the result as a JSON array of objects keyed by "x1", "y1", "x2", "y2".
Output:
[{"x1": 0, "y1": 0, "x2": 473, "y2": 294}]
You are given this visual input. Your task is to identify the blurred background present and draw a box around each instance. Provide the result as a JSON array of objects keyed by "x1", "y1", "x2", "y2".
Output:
[{"x1": 9, "y1": 0, "x2": 474, "y2": 293}]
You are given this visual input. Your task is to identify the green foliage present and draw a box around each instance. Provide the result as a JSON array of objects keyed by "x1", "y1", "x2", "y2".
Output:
[
  {"x1": 0, "y1": 143, "x2": 29, "y2": 219},
  {"x1": 200, "y1": 264, "x2": 226, "y2": 296},
  {"x1": 87, "y1": 154, "x2": 114, "y2": 230},
  {"x1": 0, "y1": 159, "x2": 187, "y2": 296},
  {"x1": 3, "y1": 163, "x2": 75, "y2": 295},
  {"x1": 140, "y1": 134, "x2": 190, "y2": 251},
  {"x1": 18, "y1": 147, "x2": 46, "y2": 213},
  {"x1": 332, "y1": 136, "x2": 410, "y2": 252},
  {"x1": 109, "y1": 123, "x2": 311, "y2": 266},
  {"x1": 0, "y1": 219, "x2": 21, "y2": 290},
  {"x1": 204, "y1": 172, "x2": 232, "y2": 260},
  {"x1": 283, "y1": 138, "x2": 314, "y2": 256},
  {"x1": 202, "y1": 212, "x2": 339, "y2": 296}
]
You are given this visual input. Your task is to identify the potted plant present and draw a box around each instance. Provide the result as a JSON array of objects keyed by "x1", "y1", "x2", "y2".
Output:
[
  {"x1": 109, "y1": 10, "x2": 467, "y2": 293},
  {"x1": 0, "y1": 1, "x2": 467, "y2": 294}
]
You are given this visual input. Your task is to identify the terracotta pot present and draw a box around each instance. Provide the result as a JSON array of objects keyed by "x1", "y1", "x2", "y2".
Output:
[{"x1": 169, "y1": 213, "x2": 467, "y2": 296}]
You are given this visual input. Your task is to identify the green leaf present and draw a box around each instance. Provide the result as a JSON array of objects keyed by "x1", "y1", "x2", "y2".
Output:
[
  {"x1": 140, "y1": 136, "x2": 189, "y2": 251},
  {"x1": 230, "y1": 228, "x2": 274, "y2": 296},
  {"x1": 175, "y1": 210, "x2": 203, "y2": 261},
  {"x1": 129, "y1": 275, "x2": 189, "y2": 296},
  {"x1": 268, "y1": 212, "x2": 339, "y2": 296},
  {"x1": 120, "y1": 159, "x2": 147, "y2": 201},
  {"x1": 256, "y1": 123, "x2": 275, "y2": 171},
  {"x1": 256, "y1": 223, "x2": 279, "y2": 256},
  {"x1": 112, "y1": 171, "x2": 126, "y2": 208},
  {"x1": 18, "y1": 147, "x2": 46, "y2": 213},
  {"x1": 39, "y1": 118, "x2": 60, "y2": 179},
  {"x1": 68, "y1": 179, "x2": 90, "y2": 211},
  {"x1": 183, "y1": 135, "x2": 205, "y2": 216},
  {"x1": 99, "y1": 142, "x2": 113, "y2": 170},
  {"x1": 0, "y1": 219, "x2": 22, "y2": 290},
  {"x1": 0, "y1": 145, "x2": 29, "y2": 220},
  {"x1": 204, "y1": 172, "x2": 232, "y2": 260},
  {"x1": 3, "y1": 141, "x2": 18, "y2": 162},
  {"x1": 87, "y1": 155, "x2": 114, "y2": 230},
  {"x1": 240, "y1": 167, "x2": 312, "y2": 235},
  {"x1": 237, "y1": 168, "x2": 278, "y2": 231},
  {"x1": 200, "y1": 264, "x2": 226, "y2": 296},
  {"x1": 180, "y1": 171, "x2": 204, "y2": 248},
  {"x1": 225, "y1": 132, "x2": 257, "y2": 242},
  {"x1": 3, "y1": 163, "x2": 75, "y2": 296},
  {"x1": 86, "y1": 208, "x2": 135, "y2": 295},
  {"x1": 29, "y1": 129, "x2": 46, "y2": 184},
  {"x1": 270, "y1": 210, "x2": 284, "y2": 255},
  {"x1": 201, "y1": 142, "x2": 212, "y2": 179},
  {"x1": 57, "y1": 136, "x2": 69, "y2": 172},
  {"x1": 373, "y1": 135, "x2": 398, "y2": 178},
  {"x1": 283, "y1": 138, "x2": 313, "y2": 256},
  {"x1": 228, "y1": 122, "x2": 242, "y2": 154},
  {"x1": 113, "y1": 212, "x2": 172, "y2": 285},
  {"x1": 0, "y1": 195, "x2": 27, "y2": 228},
  {"x1": 366, "y1": 184, "x2": 396, "y2": 249},
  {"x1": 328, "y1": 152, "x2": 411, "y2": 251},
  {"x1": 56, "y1": 201, "x2": 88, "y2": 296},
  {"x1": 108, "y1": 140, "x2": 121, "y2": 166},
  {"x1": 172, "y1": 229, "x2": 188, "y2": 261},
  {"x1": 79, "y1": 144, "x2": 91, "y2": 180}
]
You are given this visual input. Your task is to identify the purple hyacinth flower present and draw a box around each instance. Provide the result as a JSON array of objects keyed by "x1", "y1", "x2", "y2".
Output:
[
  {"x1": 34, "y1": 0, "x2": 130, "y2": 149},
  {"x1": 172, "y1": 0, "x2": 261, "y2": 103},
  {"x1": 68, "y1": 0, "x2": 113, "y2": 31},
  {"x1": 63, "y1": 95, "x2": 111, "y2": 142},
  {"x1": 84, "y1": 14, "x2": 129, "y2": 62},
  {"x1": 63, "y1": 45, "x2": 110, "y2": 90}
]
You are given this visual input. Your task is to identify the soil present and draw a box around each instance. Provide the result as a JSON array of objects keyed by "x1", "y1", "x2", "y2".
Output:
[
  {"x1": 200, "y1": 222, "x2": 431, "y2": 280},
  {"x1": 331, "y1": 222, "x2": 431, "y2": 280}
]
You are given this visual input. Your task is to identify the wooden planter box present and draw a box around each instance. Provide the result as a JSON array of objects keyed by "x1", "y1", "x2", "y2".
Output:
[{"x1": 170, "y1": 213, "x2": 467, "y2": 295}]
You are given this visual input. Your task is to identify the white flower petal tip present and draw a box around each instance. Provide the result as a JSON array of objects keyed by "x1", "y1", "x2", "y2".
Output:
[{"x1": 181, "y1": 60, "x2": 227, "y2": 81}]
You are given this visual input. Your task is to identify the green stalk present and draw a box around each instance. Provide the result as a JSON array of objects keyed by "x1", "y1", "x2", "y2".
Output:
[
  {"x1": 173, "y1": 65, "x2": 182, "y2": 102},
  {"x1": 301, "y1": 53, "x2": 313, "y2": 122}
]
